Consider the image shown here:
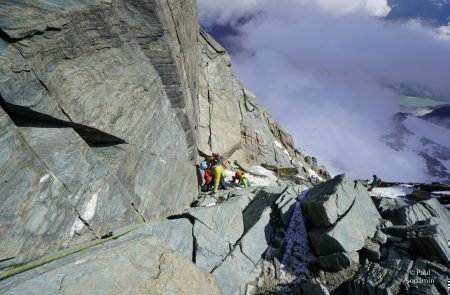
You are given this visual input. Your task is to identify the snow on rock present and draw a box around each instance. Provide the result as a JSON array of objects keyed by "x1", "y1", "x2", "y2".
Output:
[
  {"x1": 307, "y1": 168, "x2": 323, "y2": 181},
  {"x1": 369, "y1": 185, "x2": 414, "y2": 198},
  {"x1": 403, "y1": 116, "x2": 450, "y2": 148},
  {"x1": 248, "y1": 166, "x2": 278, "y2": 186},
  {"x1": 39, "y1": 174, "x2": 50, "y2": 185},
  {"x1": 274, "y1": 140, "x2": 283, "y2": 149}
]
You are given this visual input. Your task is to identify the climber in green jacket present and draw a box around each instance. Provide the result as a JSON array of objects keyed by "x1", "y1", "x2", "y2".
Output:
[
  {"x1": 233, "y1": 171, "x2": 250, "y2": 188},
  {"x1": 368, "y1": 175, "x2": 380, "y2": 191},
  {"x1": 211, "y1": 163, "x2": 229, "y2": 193}
]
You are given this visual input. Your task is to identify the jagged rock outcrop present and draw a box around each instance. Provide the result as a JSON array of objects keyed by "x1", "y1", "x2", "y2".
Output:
[
  {"x1": 197, "y1": 29, "x2": 322, "y2": 175},
  {"x1": 302, "y1": 174, "x2": 382, "y2": 256}
]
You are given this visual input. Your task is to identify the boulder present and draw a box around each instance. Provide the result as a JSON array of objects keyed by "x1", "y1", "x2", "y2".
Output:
[
  {"x1": 406, "y1": 218, "x2": 450, "y2": 266},
  {"x1": 374, "y1": 230, "x2": 388, "y2": 245},
  {"x1": 302, "y1": 174, "x2": 361, "y2": 227},
  {"x1": 0, "y1": 235, "x2": 221, "y2": 295},
  {"x1": 304, "y1": 175, "x2": 381, "y2": 256},
  {"x1": 360, "y1": 239, "x2": 381, "y2": 261},
  {"x1": 388, "y1": 198, "x2": 450, "y2": 226},
  {"x1": 347, "y1": 257, "x2": 413, "y2": 295},
  {"x1": 347, "y1": 257, "x2": 448, "y2": 295}
]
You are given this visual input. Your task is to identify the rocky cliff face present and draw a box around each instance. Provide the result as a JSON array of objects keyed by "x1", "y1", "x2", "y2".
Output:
[
  {"x1": 197, "y1": 29, "x2": 309, "y2": 169},
  {"x1": 0, "y1": 0, "x2": 325, "y2": 278},
  {"x1": 7, "y1": 1, "x2": 447, "y2": 295}
]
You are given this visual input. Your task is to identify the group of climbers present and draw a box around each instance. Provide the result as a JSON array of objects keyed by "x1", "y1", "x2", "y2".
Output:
[{"x1": 199, "y1": 153, "x2": 250, "y2": 193}]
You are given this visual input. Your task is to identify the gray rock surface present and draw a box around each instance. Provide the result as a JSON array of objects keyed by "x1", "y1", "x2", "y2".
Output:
[
  {"x1": 187, "y1": 200, "x2": 244, "y2": 245},
  {"x1": 348, "y1": 256, "x2": 413, "y2": 295},
  {"x1": 304, "y1": 175, "x2": 381, "y2": 256},
  {"x1": 388, "y1": 198, "x2": 450, "y2": 226},
  {"x1": 0, "y1": 0, "x2": 334, "y2": 292},
  {"x1": 0, "y1": 234, "x2": 221, "y2": 295},
  {"x1": 361, "y1": 239, "x2": 381, "y2": 261},
  {"x1": 0, "y1": 0, "x2": 200, "y2": 269},
  {"x1": 406, "y1": 218, "x2": 450, "y2": 266},
  {"x1": 197, "y1": 30, "x2": 327, "y2": 180},
  {"x1": 192, "y1": 220, "x2": 230, "y2": 272},
  {"x1": 212, "y1": 249, "x2": 257, "y2": 295},
  {"x1": 241, "y1": 207, "x2": 273, "y2": 265},
  {"x1": 0, "y1": 109, "x2": 82, "y2": 268},
  {"x1": 302, "y1": 174, "x2": 358, "y2": 227},
  {"x1": 123, "y1": 218, "x2": 193, "y2": 261}
]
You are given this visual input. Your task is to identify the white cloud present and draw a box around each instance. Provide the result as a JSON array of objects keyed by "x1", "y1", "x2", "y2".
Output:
[
  {"x1": 198, "y1": 0, "x2": 391, "y2": 27},
  {"x1": 199, "y1": 1, "x2": 450, "y2": 182}
]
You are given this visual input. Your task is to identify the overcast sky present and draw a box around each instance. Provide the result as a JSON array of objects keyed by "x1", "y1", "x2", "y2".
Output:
[{"x1": 197, "y1": 0, "x2": 450, "y2": 181}]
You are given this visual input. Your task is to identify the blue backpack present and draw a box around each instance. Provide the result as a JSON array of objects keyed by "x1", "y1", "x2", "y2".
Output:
[{"x1": 200, "y1": 160, "x2": 208, "y2": 171}]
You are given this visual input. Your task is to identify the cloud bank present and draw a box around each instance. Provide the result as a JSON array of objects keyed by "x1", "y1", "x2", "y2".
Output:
[
  {"x1": 198, "y1": 0, "x2": 450, "y2": 182},
  {"x1": 198, "y1": 0, "x2": 391, "y2": 27}
]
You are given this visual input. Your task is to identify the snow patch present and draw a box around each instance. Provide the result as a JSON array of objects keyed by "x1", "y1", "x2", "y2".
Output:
[
  {"x1": 307, "y1": 168, "x2": 323, "y2": 181},
  {"x1": 369, "y1": 185, "x2": 414, "y2": 198},
  {"x1": 39, "y1": 174, "x2": 50, "y2": 185},
  {"x1": 205, "y1": 202, "x2": 216, "y2": 207},
  {"x1": 403, "y1": 116, "x2": 450, "y2": 148},
  {"x1": 248, "y1": 166, "x2": 278, "y2": 186},
  {"x1": 274, "y1": 140, "x2": 283, "y2": 149}
]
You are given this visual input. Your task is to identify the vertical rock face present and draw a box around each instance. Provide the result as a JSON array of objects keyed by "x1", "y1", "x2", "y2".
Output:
[
  {"x1": 197, "y1": 30, "x2": 313, "y2": 170},
  {"x1": 0, "y1": 0, "x2": 328, "y2": 288},
  {"x1": 0, "y1": 0, "x2": 199, "y2": 269}
]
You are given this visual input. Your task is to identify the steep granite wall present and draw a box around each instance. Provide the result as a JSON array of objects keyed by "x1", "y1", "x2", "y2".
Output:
[
  {"x1": 0, "y1": 0, "x2": 327, "y2": 272},
  {"x1": 197, "y1": 29, "x2": 316, "y2": 171},
  {"x1": 0, "y1": 0, "x2": 199, "y2": 269}
]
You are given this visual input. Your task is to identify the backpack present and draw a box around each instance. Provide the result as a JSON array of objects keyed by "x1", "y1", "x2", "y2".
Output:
[
  {"x1": 200, "y1": 160, "x2": 208, "y2": 171},
  {"x1": 377, "y1": 179, "x2": 382, "y2": 186},
  {"x1": 247, "y1": 178, "x2": 251, "y2": 187}
]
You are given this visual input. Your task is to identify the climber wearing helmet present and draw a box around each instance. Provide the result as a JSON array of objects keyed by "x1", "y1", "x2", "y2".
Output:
[
  {"x1": 213, "y1": 153, "x2": 223, "y2": 166},
  {"x1": 233, "y1": 170, "x2": 250, "y2": 188}
]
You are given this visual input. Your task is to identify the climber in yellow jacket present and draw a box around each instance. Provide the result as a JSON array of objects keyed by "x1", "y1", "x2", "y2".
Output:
[{"x1": 211, "y1": 163, "x2": 229, "y2": 193}]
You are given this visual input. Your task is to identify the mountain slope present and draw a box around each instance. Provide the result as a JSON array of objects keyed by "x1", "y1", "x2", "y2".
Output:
[{"x1": 381, "y1": 113, "x2": 450, "y2": 183}]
